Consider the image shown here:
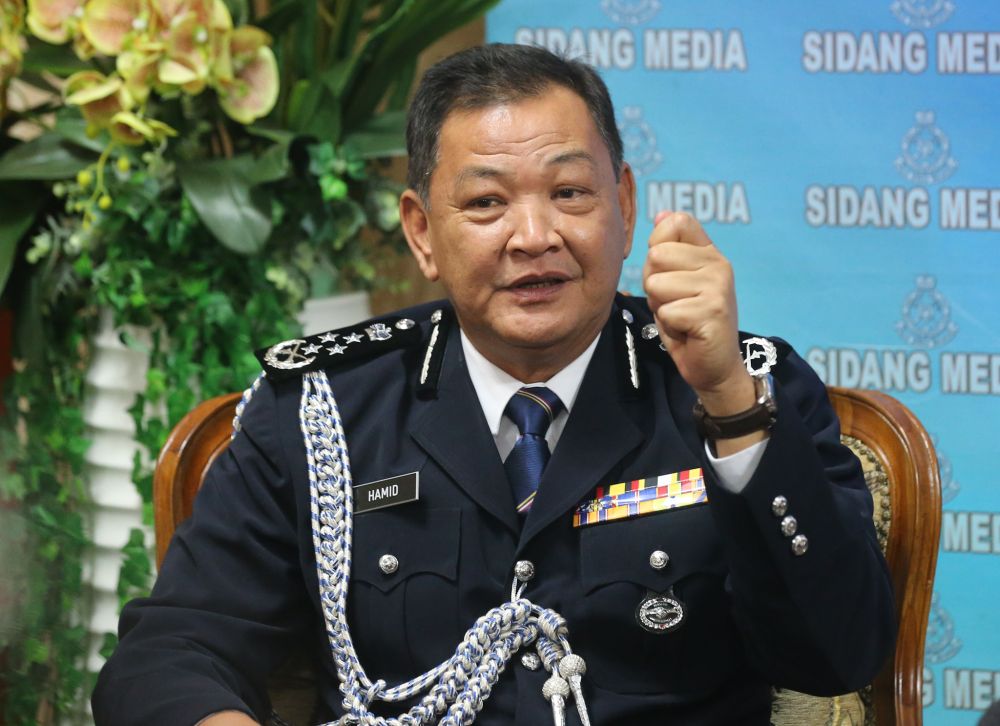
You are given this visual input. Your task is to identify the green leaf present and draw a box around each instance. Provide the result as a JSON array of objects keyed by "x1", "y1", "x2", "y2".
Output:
[
  {"x1": 12, "y1": 269, "x2": 47, "y2": 370},
  {"x1": 98, "y1": 633, "x2": 119, "y2": 661},
  {"x1": 0, "y1": 471, "x2": 26, "y2": 499},
  {"x1": 342, "y1": 0, "x2": 500, "y2": 131},
  {"x1": 286, "y1": 79, "x2": 320, "y2": 130},
  {"x1": 52, "y1": 115, "x2": 107, "y2": 153},
  {"x1": 178, "y1": 158, "x2": 273, "y2": 255},
  {"x1": 287, "y1": 77, "x2": 342, "y2": 144},
  {"x1": 21, "y1": 38, "x2": 90, "y2": 76},
  {"x1": 257, "y1": 0, "x2": 302, "y2": 37},
  {"x1": 245, "y1": 125, "x2": 297, "y2": 145},
  {"x1": 290, "y1": 0, "x2": 317, "y2": 80},
  {"x1": 386, "y1": 59, "x2": 417, "y2": 112},
  {"x1": 24, "y1": 637, "x2": 50, "y2": 664},
  {"x1": 0, "y1": 134, "x2": 98, "y2": 181},
  {"x1": 343, "y1": 110, "x2": 407, "y2": 158},
  {"x1": 327, "y1": 0, "x2": 369, "y2": 67},
  {"x1": 0, "y1": 183, "x2": 44, "y2": 295},
  {"x1": 222, "y1": 0, "x2": 249, "y2": 26},
  {"x1": 250, "y1": 142, "x2": 292, "y2": 184}
]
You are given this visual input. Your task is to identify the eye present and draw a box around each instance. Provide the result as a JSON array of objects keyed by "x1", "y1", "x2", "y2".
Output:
[
  {"x1": 555, "y1": 186, "x2": 595, "y2": 202},
  {"x1": 470, "y1": 197, "x2": 500, "y2": 209}
]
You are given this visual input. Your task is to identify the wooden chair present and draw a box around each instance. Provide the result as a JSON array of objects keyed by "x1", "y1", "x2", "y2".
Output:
[
  {"x1": 154, "y1": 391, "x2": 243, "y2": 566},
  {"x1": 771, "y1": 387, "x2": 941, "y2": 726},
  {"x1": 153, "y1": 387, "x2": 941, "y2": 726}
]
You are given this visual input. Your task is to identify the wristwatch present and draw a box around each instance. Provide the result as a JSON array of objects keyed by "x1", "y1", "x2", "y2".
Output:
[{"x1": 693, "y1": 374, "x2": 777, "y2": 440}]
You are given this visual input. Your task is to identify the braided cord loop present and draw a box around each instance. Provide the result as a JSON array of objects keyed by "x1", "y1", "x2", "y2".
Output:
[
  {"x1": 232, "y1": 371, "x2": 266, "y2": 437},
  {"x1": 235, "y1": 370, "x2": 589, "y2": 725}
]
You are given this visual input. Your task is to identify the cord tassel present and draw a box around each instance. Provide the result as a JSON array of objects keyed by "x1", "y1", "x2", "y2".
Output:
[
  {"x1": 559, "y1": 654, "x2": 591, "y2": 726},
  {"x1": 542, "y1": 675, "x2": 570, "y2": 726}
]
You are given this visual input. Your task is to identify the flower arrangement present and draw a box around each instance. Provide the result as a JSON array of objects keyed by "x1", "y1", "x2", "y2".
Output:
[{"x1": 0, "y1": 0, "x2": 498, "y2": 721}]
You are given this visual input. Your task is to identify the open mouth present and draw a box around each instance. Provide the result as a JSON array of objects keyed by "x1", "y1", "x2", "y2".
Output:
[{"x1": 512, "y1": 278, "x2": 565, "y2": 290}]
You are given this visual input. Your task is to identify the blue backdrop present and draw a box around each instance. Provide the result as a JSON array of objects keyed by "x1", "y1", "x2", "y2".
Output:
[{"x1": 487, "y1": 1, "x2": 1000, "y2": 722}]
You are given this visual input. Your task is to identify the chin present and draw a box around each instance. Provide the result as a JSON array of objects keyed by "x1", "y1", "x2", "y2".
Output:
[{"x1": 497, "y1": 320, "x2": 578, "y2": 352}]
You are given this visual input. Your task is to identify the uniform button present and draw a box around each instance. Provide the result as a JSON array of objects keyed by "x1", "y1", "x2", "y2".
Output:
[
  {"x1": 621, "y1": 309, "x2": 634, "y2": 324},
  {"x1": 431, "y1": 309, "x2": 443, "y2": 323},
  {"x1": 649, "y1": 550, "x2": 670, "y2": 570},
  {"x1": 395, "y1": 318, "x2": 415, "y2": 330},
  {"x1": 378, "y1": 554, "x2": 399, "y2": 574},
  {"x1": 514, "y1": 560, "x2": 535, "y2": 582},
  {"x1": 791, "y1": 534, "x2": 809, "y2": 556},
  {"x1": 641, "y1": 323, "x2": 659, "y2": 340},
  {"x1": 520, "y1": 652, "x2": 541, "y2": 671},
  {"x1": 771, "y1": 495, "x2": 788, "y2": 517},
  {"x1": 780, "y1": 515, "x2": 798, "y2": 537}
]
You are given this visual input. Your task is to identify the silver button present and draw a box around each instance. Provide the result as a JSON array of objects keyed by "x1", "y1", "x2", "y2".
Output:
[
  {"x1": 771, "y1": 495, "x2": 788, "y2": 517},
  {"x1": 780, "y1": 516, "x2": 798, "y2": 537},
  {"x1": 649, "y1": 550, "x2": 670, "y2": 570},
  {"x1": 395, "y1": 318, "x2": 415, "y2": 330},
  {"x1": 791, "y1": 534, "x2": 809, "y2": 556},
  {"x1": 520, "y1": 652, "x2": 541, "y2": 671},
  {"x1": 378, "y1": 554, "x2": 399, "y2": 574},
  {"x1": 431, "y1": 309, "x2": 442, "y2": 323},
  {"x1": 641, "y1": 323, "x2": 659, "y2": 340},
  {"x1": 621, "y1": 309, "x2": 634, "y2": 324},
  {"x1": 514, "y1": 560, "x2": 535, "y2": 582}
]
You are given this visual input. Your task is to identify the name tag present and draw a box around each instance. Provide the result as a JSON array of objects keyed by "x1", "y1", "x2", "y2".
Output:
[
  {"x1": 572, "y1": 468, "x2": 707, "y2": 527},
  {"x1": 354, "y1": 472, "x2": 420, "y2": 514}
]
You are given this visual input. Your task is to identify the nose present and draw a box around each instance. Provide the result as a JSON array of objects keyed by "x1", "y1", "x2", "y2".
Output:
[{"x1": 508, "y1": 199, "x2": 561, "y2": 255}]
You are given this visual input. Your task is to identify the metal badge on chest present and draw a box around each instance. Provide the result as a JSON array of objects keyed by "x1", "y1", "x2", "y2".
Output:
[
  {"x1": 636, "y1": 549, "x2": 686, "y2": 634},
  {"x1": 636, "y1": 587, "x2": 686, "y2": 634}
]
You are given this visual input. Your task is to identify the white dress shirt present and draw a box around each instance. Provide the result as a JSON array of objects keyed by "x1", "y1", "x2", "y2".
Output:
[{"x1": 460, "y1": 331, "x2": 768, "y2": 493}]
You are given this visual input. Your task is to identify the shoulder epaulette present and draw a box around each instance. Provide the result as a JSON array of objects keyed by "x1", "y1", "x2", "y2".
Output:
[{"x1": 255, "y1": 314, "x2": 424, "y2": 381}]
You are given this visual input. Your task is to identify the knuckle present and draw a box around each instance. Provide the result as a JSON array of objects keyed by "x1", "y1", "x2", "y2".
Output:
[{"x1": 673, "y1": 210, "x2": 695, "y2": 226}]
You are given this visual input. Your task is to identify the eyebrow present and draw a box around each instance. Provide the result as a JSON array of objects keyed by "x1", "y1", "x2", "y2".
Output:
[
  {"x1": 546, "y1": 150, "x2": 598, "y2": 169},
  {"x1": 452, "y1": 150, "x2": 599, "y2": 190}
]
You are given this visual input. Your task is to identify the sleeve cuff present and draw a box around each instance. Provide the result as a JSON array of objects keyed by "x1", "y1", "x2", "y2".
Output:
[{"x1": 704, "y1": 437, "x2": 769, "y2": 493}]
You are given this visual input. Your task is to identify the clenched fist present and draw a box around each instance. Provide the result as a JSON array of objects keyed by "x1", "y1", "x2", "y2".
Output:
[{"x1": 642, "y1": 211, "x2": 764, "y2": 452}]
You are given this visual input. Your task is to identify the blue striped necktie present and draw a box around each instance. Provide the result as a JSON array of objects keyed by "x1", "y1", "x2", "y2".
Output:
[{"x1": 504, "y1": 387, "x2": 564, "y2": 516}]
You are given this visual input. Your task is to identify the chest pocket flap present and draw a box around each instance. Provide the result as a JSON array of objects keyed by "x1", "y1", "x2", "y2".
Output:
[
  {"x1": 352, "y1": 507, "x2": 460, "y2": 593},
  {"x1": 580, "y1": 504, "x2": 725, "y2": 594}
]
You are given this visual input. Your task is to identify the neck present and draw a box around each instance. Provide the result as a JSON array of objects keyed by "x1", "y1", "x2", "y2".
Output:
[{"x1": 460, "y1": 321, "x2": 607, "y2": 384}]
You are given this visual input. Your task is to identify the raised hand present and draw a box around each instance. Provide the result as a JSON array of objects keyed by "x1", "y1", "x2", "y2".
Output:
[{"x1": 642, "y1": 211, "x2": 761, "y2": 448}]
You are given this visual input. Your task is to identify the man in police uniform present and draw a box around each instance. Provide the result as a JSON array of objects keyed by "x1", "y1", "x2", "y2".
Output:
[{"x1": 93, "y1": 44, "x2": 894, "y2": 725}]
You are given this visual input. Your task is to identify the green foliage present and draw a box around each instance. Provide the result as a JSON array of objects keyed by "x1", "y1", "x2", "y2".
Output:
[
  {"x1": 0, "y1": 0, "x2": 498, "y2": 722},
  {"x1": 0, "y1": 184, "x2": 44, "y2": 293}
]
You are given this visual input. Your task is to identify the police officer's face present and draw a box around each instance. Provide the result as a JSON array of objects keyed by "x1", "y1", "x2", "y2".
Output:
[{"x1": 401, "y1": 85, "x2": 636, "y2": 380}]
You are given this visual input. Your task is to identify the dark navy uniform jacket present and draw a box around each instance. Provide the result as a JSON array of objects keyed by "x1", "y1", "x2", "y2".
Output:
[{"x1": 92, "y1": 296, "x2": 895, "y2": 725}]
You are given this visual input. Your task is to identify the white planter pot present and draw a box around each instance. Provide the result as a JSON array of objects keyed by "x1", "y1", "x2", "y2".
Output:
[
  {"x1": 82, "y1": 292, "x2": 371, "y2": 677},
  {"x1": 299, "y1": 290, "x2": 371, "y2": 336},
  {"x1": 81, "y1": 313, "x2": 153, "y2": 675}
]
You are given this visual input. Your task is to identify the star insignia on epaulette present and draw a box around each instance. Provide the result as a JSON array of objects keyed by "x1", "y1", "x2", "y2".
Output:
[{"x1": 255, "y1": 315, "x2": 425, "y2": 381}]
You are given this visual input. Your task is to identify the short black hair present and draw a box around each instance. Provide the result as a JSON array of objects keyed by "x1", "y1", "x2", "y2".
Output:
[{"x1": 405, "y1": 43, "x2": 624, "y2": 203}]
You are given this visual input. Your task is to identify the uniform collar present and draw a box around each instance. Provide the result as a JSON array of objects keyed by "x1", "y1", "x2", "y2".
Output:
[{"x1": 460, "y1": 330, "x2": 600, "y2": 436}]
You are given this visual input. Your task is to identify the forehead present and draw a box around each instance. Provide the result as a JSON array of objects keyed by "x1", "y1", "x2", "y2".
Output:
[{"x1": 433, "y1": 86, "x2": 612, "y2": 183}]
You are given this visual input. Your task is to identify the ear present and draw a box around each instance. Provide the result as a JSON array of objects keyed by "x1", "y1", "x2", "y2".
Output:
[
  {"x1": 617, "y1": 162, "x2": 637, "y2": 259},
  {"x1": 400, "y1": 189, "x2": 439, "y2": 282}
]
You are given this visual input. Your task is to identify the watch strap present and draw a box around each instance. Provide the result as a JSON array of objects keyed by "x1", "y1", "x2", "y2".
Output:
[{"x1": 693, "y1": 374, "x2": 777, "y2": 440}]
